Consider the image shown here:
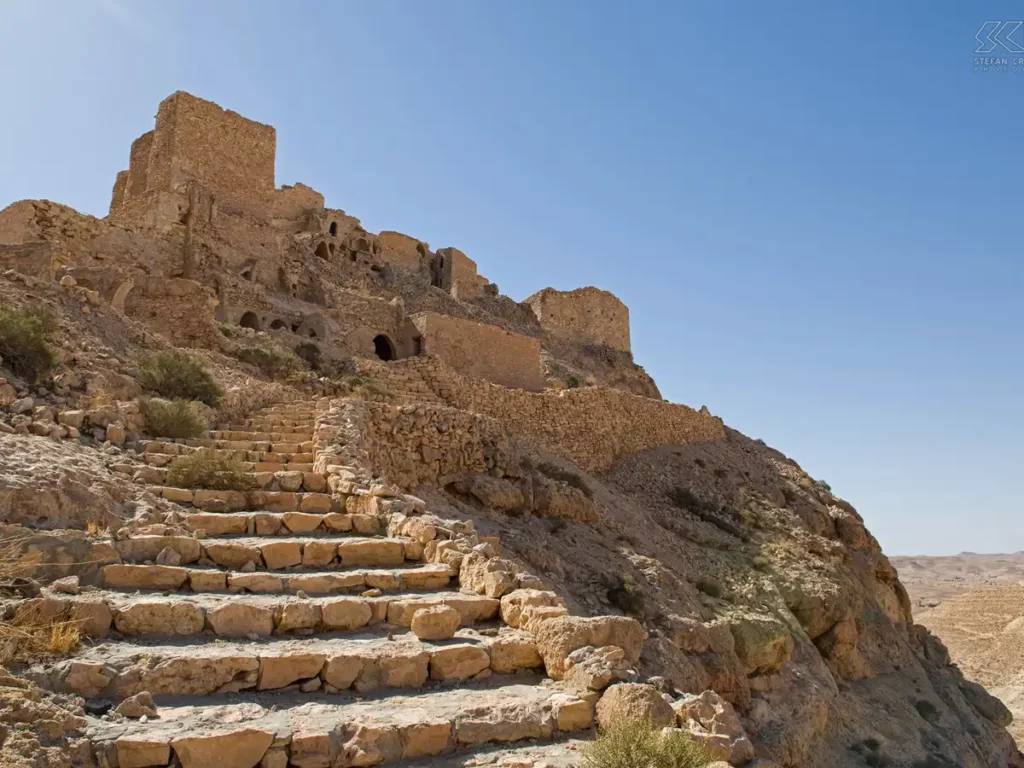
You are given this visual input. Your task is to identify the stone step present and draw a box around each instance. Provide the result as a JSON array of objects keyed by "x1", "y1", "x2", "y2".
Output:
[
  {"x1": 142, "y1": 441, "x2": 315, "y2": 459},
  {"x1": 207, "y1": 430, "x2": 315, "y2": 443},
  {"x1": 110, "y1": 534, "x2": 422, "y2": 572},
  {"x1": 177, "y1": 510, "x2": 382, "y2": 537},
  {"x1": 53, "y1": 627, "x2": 543, "y2": 698},
  {"x1": 19, "y1": 590, "x2": 501, "y2": 639},
  {"x1": 101, "y1": 563, "x2": 453, "y2": 595},
  {"x1": 140, "y1": 465, "x2": 323, "y2": 491},
  {"x1": 148, "y1": 487, "x2": 338, "y2": 513},
  {"x1": 86, "y1": 682, "x2": 591, "y2": 768}
]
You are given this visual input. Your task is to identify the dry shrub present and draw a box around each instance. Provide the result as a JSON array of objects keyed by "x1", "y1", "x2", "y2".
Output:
[
  {"x1": 339, "y1": 373, "x2": 394, "y2": 401},
  {"x1": 582, "y1": 718, "x2": 710, "y2": 768},
  {"x1": 166, "y1": 449, "x2": 253, "y2": 491},
  {"x1": 138, "y1": 349, "x2": 222, "y2": 405},
  {"x1": 0, "y1": 307, "x2": 58, "y2": 384},
  {"x1": 234, "y1": 346, "x2": 301, "y2": 380},
  {"x1": 139, "y1": 397, "x2": 208, "y2": 438}
]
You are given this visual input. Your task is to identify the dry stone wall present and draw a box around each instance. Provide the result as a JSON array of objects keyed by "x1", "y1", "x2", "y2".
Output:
[{"x1": 360, "y1": 356, "x2": 724, "y2": 472}]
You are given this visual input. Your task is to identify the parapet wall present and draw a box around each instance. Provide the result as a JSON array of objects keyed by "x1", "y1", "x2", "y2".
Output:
[
  {"x1": 525, "y1": 286, "x2": 631, "y2": 353},
  {"x1": 362, "y1": 355, "x2": 724, "y2": 472}
]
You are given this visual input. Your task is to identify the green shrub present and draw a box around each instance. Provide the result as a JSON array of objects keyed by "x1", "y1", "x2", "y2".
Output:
[
  {"x1": 139, "y1": 398, "x2": 208, "y2": 439},
  {"x1": 138, "y1": 350, "x2": 222, "y2": 405},
  {"x1": 582, "y1": 717, "x2": 710, "y2": 768},
  {"x1": 607, "y1": 573, "x2": 645, "y2": 617},
  {"x1": 165, "y1": 449, "x2": 252, "y2": 491},
  {"x1": 0, "y1": 308, "x2": 57, "y2": 384},
  {"x1": 566, "y1": 374, "x2": 581, "y2": 389},
  {"x1": 235, "y1": 346, "x2": 301, "y2": 380},
  {"x1": 666, "y1": 486, "x2": 703, "y2": 512},
  {"x1": 294, "y1": 342, "x2": 322, "y2": 369},
  {"x1": 217, "y1": 323, "x2": 238, "y2": 338}
]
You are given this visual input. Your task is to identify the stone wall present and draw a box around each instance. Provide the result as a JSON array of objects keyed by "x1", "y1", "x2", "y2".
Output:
[
  {"x1": 359, "y1": 356, "x2": 724, "y2": 472},
  {"x1": 525, "y1": 287, "x2": 631, "y2": 353},
  {"x1": 411, "y1": 312, "x2": 544, "y2": 392},
  {"x1": 327, "y1": 400, "x2": 515, "y2": 489}
]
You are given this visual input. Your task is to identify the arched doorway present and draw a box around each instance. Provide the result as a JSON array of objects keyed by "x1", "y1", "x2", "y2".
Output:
[
  {"x1": 269, "y1": 319, "x2": 287, "y2": 331},
  {"x1": 373, "y1": 334, "x2": 396, "y2": 361},
  {"x1": 239, "y1": 311, "x2": 261, "y2": 331}
]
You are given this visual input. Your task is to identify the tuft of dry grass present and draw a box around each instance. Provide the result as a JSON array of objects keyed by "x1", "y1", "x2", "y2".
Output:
[{"x1": 139, "y1": 397, "x2": 208, "y2": 439}]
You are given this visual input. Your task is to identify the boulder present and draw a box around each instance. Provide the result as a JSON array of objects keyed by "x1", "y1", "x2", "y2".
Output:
[
  {"x1": 430, "y1": 644, "x2": 491, "y2": 681},
  {"x1": 258, "y1": 653, "x2": 327, "y2": 690},
  {"x1": 118, "y1": 737, "x2": 170, "y2": 768},
  {"x1": 563, "y1": 645, "x2": 636, "y2": 692},
  {"x1": 499, "y1": 589, "x2": 562, "y2": 629},
  {"x1": 673, "y1": 690, "x2": 755, "y2": 765},
  {"x1": 322, "y1": 598, "x2": 372, "y2": 630},
  {"x1": 114, "y1": 691, "x2": 158, "y2": 719},
  {"x1": 487, "y1": 632, "x2": 544, "y2": 674},
  {"x1": 172, "y1": 728, "x2": 275, "y2": 768},
  {"x1": 206, "y1": 602, "x2": 275, "y2": 637},
  {"x1": 596, "y1": 683, "x2": 675, "y2": 729},
  {"x1": 727, "y1": 613, "x2": 794, "y2": 675},
  {"x1": 534, "y1": 615, "x2": 647, "y2": 678},
  {"x1": 410, "y1": 605, "x2": 460, "y2": 641}
]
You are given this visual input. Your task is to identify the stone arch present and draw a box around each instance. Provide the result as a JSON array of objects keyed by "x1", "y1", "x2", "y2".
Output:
[
  {"x1": 329, "y1": 221, "x2": 338, "y2": 237},
  {"x1": 239, "y1": 311, "x2": 261, "y2": 331},
  {"x1": 269, "y1": 319, "x2": 288, "y2": 331},
  {"x1": 373, "y1": 334, "x2": 396, "y2": 361}
]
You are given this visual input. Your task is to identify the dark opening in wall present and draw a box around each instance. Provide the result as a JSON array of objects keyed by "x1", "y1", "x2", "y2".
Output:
[
  {"x1": 329, "y1": 221, "x2": 338, "y2": 237},
  {"x1": 373, "y1": 334, "x2": 396, "y2": 361},
  {"x1": 307, "y1": 328, "x2": 319, "y2": 339},
  {"x1": 328, "y1": 243, "x2": 335, "y2": 256},
  {"x1": 239, "y1": 311, "x2": 261, "y2": 331},
  {"x1": 413, "y1": 335, "x2": 424, "y2": 355},
  {"x1": 270, "y1": 319, "x2": 287, "y2": 331},
  {"x1": 315, "y1": 241, "x2": 330, "y2": 259},
  {"x1": 291, "y1": 323, "x2": 301, "y2": 333}
]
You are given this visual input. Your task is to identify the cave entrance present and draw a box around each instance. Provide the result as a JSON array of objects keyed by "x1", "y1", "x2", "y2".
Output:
[
  {"x1": 373, "y1": 334, "x2": 396, "y2": 361},
  {"x1": 239, "y1": 311, "x2": 261, "y2": 331}
]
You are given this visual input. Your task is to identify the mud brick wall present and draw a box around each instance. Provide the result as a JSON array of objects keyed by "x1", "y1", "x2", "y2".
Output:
[{"x1": 525, "y1": 286, "x2": 631, "y2": 353}]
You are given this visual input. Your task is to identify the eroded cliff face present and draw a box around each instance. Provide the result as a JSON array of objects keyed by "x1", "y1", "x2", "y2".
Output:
[{"x1": 428, "y1": 429, "x2": 1022, "y2": 767}]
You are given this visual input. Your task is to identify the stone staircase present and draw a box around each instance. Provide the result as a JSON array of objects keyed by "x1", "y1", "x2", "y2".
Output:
[{"x1": 11, "y1": 402, "x2": 610, "y2": 767}]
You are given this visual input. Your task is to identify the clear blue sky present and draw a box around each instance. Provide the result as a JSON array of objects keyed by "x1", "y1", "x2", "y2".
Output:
[{"x1": 1, "y1": 2, "x2": 1021, "y2": 556}]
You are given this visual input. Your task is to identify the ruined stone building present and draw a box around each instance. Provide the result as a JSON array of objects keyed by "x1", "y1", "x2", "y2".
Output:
[{"x1": 0, "y1": 91, "x2": 658, "y2": 398}]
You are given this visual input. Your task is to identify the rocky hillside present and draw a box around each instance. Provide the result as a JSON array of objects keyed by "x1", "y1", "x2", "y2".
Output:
[{"x1": 0, "y1": 265, "x2": 1018, "y2": 768}]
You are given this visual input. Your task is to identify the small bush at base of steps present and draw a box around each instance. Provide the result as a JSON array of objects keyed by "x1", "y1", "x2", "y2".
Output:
[
  {"x1": 139, "y1": 397, "x2": 208, "y2": 439},
  {"x1": 582, "y1": 717, "x2": 711, "y2": 768}
]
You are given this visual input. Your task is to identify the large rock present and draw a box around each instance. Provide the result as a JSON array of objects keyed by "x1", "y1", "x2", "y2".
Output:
[
  {"x1": 206, "y1": 602, "x2": 275, "y2": 637},
  {"x1": 258, "y1": 653, "x2": 326, "y2": 690},
  {"x1": 534, "y1": 615, "x2": 646, "y2": 678},
  {"x1": 321, "y1": 598, "x2": 372, "y2": 630},
  {"x1": 563, "y1": 645, "x2": 636, "y2": 692},
  {"x1": 118, "y1": 737, "x2": 170, "y2": 768},
  {"x1": 103, "y1": 564, "x2": 188, "y2": 591},
  {"x1": 488, "y1": 632, "x2": 544, "y2": 674},
  {"x1": 204, "y1": 542, "x2": 261, "y2": 570},
  {"x1": 410, "y1": 605, "x2": 460, "y2": 640},
  {"x1": 260, "y1": 541, "x2": 302, "y2": 570},
  {"x1": 499, "y1": 589, "x2": 562, "y2": 629},
  {"x1": 430, "y1": 644, "x2": 491, "y2": 681},
  {"x1": 337, "y1": 539, "x2": 404, "y2": 567},
  {"x1": 673, "y1": 690, "x2": 755, "y2": 765},
  {"x1": 172, "y1": 728, "x2": 274, "y2": 768},
  {"x1": 596, "y1": 683, "x2": 675, "y2": 729},
  {"x1": 114, "y1": 601, "x2": 205, "y2": 635},
  {"x1": 727, "y1": 613, "x2": 794, "y2": 675}
]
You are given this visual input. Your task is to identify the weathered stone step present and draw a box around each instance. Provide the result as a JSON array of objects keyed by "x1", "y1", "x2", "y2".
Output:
[
  {"x1": 142, "y1": 442, "x2": 315, "y2": 461},
  {"x1": 207, "y1": 430, "x2": 315, "y2": 443},
  {"x1": 180, "y1": 510, "x2": 382, "y2": 537},
  {"x1": 148, "y1": 487, "x2": 337, "y2": 513},
  {"x1": 110, "y1": 534, "x2": 422, "y2": 571},
  {"x1": 20, "y1": 590, "x2": 500, "y2": 638},
  {"x1": 53, "y1": 628, "x2": 543, "y2": 698},
  {"x1": 102, "y1": 562, "x2": 453, "y2": 595},
  {"x1": 138, "y1": 465, "x2": 323, "y2": 491},
  {"x1": 86, "y1": 682, "x2": 591, "y2": 768}
]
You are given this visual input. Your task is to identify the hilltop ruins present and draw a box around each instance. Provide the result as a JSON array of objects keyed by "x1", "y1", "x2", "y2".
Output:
[{"x1": 0, "y1": 93, "x2": 1019, "y2": 768}]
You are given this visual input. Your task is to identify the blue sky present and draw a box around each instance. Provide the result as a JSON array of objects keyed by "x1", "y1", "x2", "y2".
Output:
[{"x1": 1, "y1": 1, "x2": 1021, "y2": 556}]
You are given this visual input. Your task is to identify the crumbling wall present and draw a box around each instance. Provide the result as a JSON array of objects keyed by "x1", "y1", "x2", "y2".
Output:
[
  {"x1": 411, "y1": 312, "x2": 544, "y2": 391},
  {"x1": 377, "y1": 231, "x2": 425, "y2": 272},
  {"x1": 433, "y1": 247, "x2": 491, "y2": 299},
  {"x1": 361, "y1": 356, "x2": 724, "y2": 472},
  {"x1": 124, "y1": 277, "x2": 221, "y2": 349},
  {"x1": 525, "y1": 286, "x2": 631, "y2": 353}
]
